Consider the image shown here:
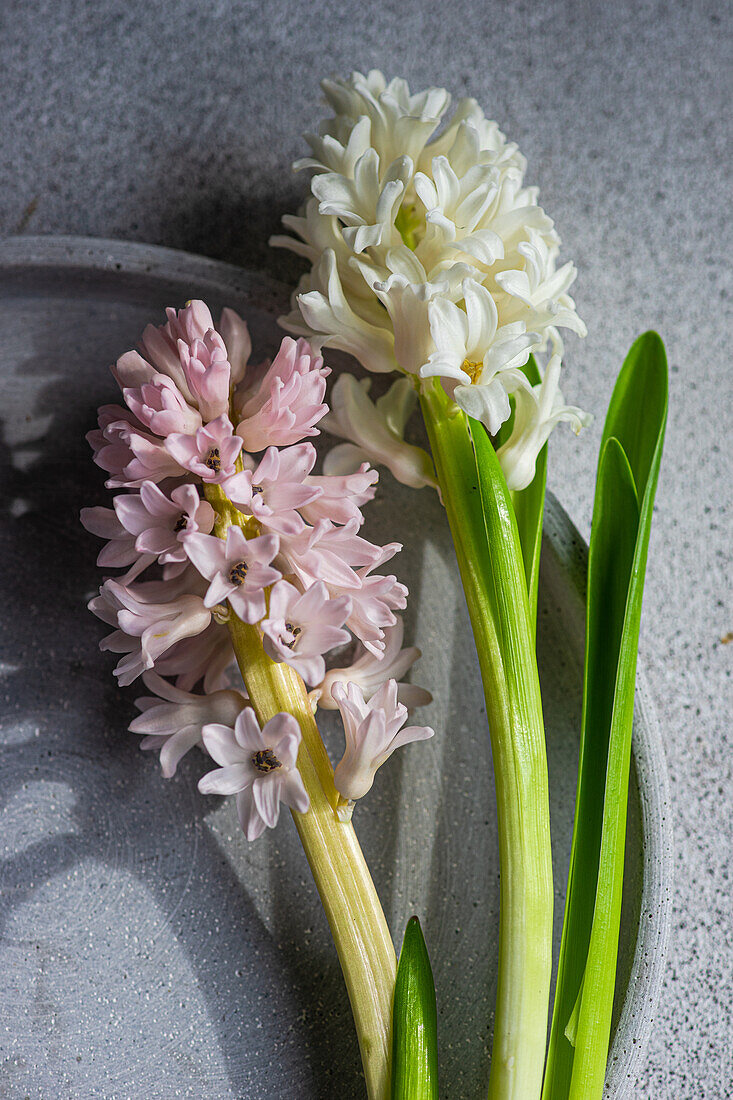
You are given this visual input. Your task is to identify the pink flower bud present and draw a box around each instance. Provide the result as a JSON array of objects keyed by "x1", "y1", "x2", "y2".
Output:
[
  {"x1": 235, "y1": 337, "x2": 329, "y2": 451},
  {"x1": 332, "y1": 679, "x2": 433, "y2": 801},
  {"x1": 123, "y1": 374, "x2": 202, "y2": 437},
  {"x1": 178, "y1": 331, "x2": 231, "y2": 422}
]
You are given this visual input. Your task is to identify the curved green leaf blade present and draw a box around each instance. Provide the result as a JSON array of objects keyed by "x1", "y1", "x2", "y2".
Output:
[
  {"x1": 544, "y1": 437, "x2": 639, "y2": 1093},
  {"x1": 391, "y1": 916, "x2": 438, "y2": 1100},
  {"x1": 513, "y1": 441, "x2": 547, "y2": 633},
  {"x1": 601, "y1": 331, "x2": 667, "y2": 498},
  {"x1": 543, "y1": 334, "x2": 668, "y2": 1100}
]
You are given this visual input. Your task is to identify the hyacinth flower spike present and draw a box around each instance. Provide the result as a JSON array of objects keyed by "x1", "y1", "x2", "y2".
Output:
[
  {"x1": 83, "y1": 300, "x2": 435, "y2": 1100},
  {"x1": 273, "y1": 70, "x2": 597, "y2": 1099}
]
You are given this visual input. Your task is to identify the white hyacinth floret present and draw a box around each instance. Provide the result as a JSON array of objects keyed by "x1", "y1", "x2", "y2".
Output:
[{"x1": 273, "y1": 70, "x2": 592, "y2": 491}]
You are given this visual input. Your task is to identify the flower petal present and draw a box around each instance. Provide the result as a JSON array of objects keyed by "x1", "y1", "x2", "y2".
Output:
[{"x1": 198, "y1": 762, "x2": 250, "y2": 796}]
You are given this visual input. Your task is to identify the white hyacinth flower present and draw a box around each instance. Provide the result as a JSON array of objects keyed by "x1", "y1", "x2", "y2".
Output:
[
  {"x1": 274, "y1": 69, "x2": 590, "y2": 484},
  {"x1": 420, "y1": 277, "x2": 539, "y2": 434},
  {"x1": 497, "y1": 339, "x2": 593, "y2": 491},
  {"x1": 321, "y1": 374, "x2": 437, "y2": 490}
]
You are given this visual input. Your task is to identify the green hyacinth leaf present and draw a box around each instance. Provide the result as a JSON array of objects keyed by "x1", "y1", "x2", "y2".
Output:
[
  {"x1": 543, "y1": 333, "x2": 668, "y2": 1100},
  {"x1": 391, "y1": 917, "x2": 439, "y2": 1100}
]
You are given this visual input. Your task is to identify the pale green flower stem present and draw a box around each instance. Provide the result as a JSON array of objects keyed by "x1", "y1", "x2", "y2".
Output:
[
  {"x1": 204, "y1": 483, "x2": 396, "y2": 1100},
  {"x1": 419, "y1": 386, "x2": 553, "y2": 1100}
]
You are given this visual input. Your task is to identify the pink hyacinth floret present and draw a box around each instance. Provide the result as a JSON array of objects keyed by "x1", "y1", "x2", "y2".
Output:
[
  {"x1": 327, "y1": 544, "x2": 407, "y2": 657},
  {"x1": 199, "y1": 710, "x2": 309, "y2": 840},
  {"x1": 88, "y1": 405, "x2": 184, "y2": 488},
  {"x1": 223, "y1": 443, "x2": 320, "y2": 536},
  {"x1": 317, "y1": 619, "x2": 432, "y2": 711},
  {"x1": 123, "y1": 374, "x2": 203, "y2": 437},
  {"x1": 155, "y1": 622, "x2": 236, "y2": 694},
  {"x1": 131, "y1": 671, "x2": 247, "y2": 778},
  {"x1": 165, "y1": 414, "x2": 242, "y2": 482},
  {"x1": 89, "y1": 579, "x2": 211, "y2": 686},
  {"x1": 178, "y1": 330, "x2": 231, "y2": 422},
  {"x1": 332, "y1": 680, "x2": 434, "y2": 802},
  {"x1": 183, "y1": 526, "x2": 281, "y2": 624},
  {"x1": 283, "y1": 517, "x2": 389, "y2": 591},
  {"x1": 236, "y1": 336, "x2": 329, "y2": 451},
  {"x1": 114, "y1": 300, "x2": 249, "y2": 410},
  {"x1": 116, "y1": 482, "x2": 216, "y2": 575},
  {"x1": 83, "y1": 299, "x2": 433, "y2": 840},
  {"x1": 261, "y1": 580, "x2": 351, "y2": 686},
  {"x1": 300, "y1": 463, "x2": 378, "y2": 526},
  {"x1": 138, "y1": 300, "x2": 216, "y2": 402},
  {"x1": 82, "y1": 481, "x2": 216, "y2": 581}
]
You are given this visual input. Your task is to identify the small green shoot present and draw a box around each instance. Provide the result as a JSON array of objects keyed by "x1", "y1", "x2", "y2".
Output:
[{"x1": 391, "y1": 916, "x2": 439, "y2": 1100}]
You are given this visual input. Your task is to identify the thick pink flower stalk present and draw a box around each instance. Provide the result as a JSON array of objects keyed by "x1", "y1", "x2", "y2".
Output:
[{"x1": 83, "y1": 300, "x2": 433, "y2": 839}]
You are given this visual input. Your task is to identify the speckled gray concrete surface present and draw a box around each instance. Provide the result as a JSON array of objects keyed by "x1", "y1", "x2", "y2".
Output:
[{"x1": 0, "y1": 1, "x2": 731, "y2": 1097}]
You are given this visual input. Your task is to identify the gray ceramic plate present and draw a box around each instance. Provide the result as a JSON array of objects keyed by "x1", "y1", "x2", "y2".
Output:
[{"x1": 0, "y1": 236, "x2": 672, "y2": 1099}]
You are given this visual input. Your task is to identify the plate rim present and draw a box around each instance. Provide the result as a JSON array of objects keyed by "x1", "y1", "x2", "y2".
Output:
[{"x1": 0, "y1": 232, "x2": 673, "y2": 1096}]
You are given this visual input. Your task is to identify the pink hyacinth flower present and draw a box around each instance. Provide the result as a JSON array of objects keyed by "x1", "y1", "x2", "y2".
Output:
[
  {"x1": 112, "y1": 349, "x2": 193, "y2": 407},
  {"x1": 86, "y1": 404, "x2": 143, "y2": 463},
  {"x1": 317, "y1": 619, "x2": 432, "y2": 711},
  {"x1": 219, "y1": 307, "x2": 252, "y2": 386},
  {"x1": 184, "y1": 526, "x2": 280, "y2": 623},
  {"x1": 123, "y1": 374, "x2": 202, "y2": 437},
  {"x1": 299, "y1": 463, "x2": 378, "y2": 526},
  {"x1": 130, "y1": 671, "x2": 247, "y2": 778},
  {"x1": 283, "y1": 518, "x2": 388, "y2": 590},
  {"x1": 110, "y1": 582, "x2": 211, "y2": 665},
  {"x1": 112, "y1": 301, "x2": 213, "y2": 406},
  {"x1": 329, "y1": 546, "x2": 408, "y2": 656},
  {"x1": 332, "y1": 679, "x2": 434, "y2": 801},
  {"x1": 88, "y1": 405, "x2": 185, "y2": 488},
  {"x1": 116, "y1": 301, "x2": 249, "y2": 416},
  {"x1": 154, "y1": 620, "x2": 236, "y2": 694},
  {"x1": 235, "y1": 337, "x2": 329, "y2": 451},
  {"x1": 178, "y1": 330, "x2": 231, "y2": 422},
  {"x1": 113, "y1": 481, "x2": 216, "y2": 577},
  {"x1": 89, "y1": 579, "x2": 212, "y2": 686},
  {"x1": 137, "y1": 300, "x2": 215, "y2": 403},
  {"x1": 127, "y1": 563, "x2": 209, "y2": 604},
  {"x1": 223, "y1": 442, "x2": 321, "y2": 536},
  {"x1": 199, "y1": 710, "x2": 309, "y2": 840},
  {"x1": 80, "y1": 505, "x2": 142, "y2": 572},
  {"x1": 260, "y1": 580, "x2": 351, "y2": 686},
  {"x1": 165, "y1": 414, "x2": 242, "y2": 483}
]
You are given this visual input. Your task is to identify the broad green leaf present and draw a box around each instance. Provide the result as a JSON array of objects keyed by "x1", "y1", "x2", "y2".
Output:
[
  {"x1": 391, "y1": 917, "x2": 438, "y2": 1100},
  {"x1": 543, "y1": 333, "x2": 668, "y2": 1100},
  {"x1": 544, "y1": 437, "x2": 639, "y2": 1093},
  {"x1": 468, "y1": 416, "x2": 540, "y2": 684}
]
